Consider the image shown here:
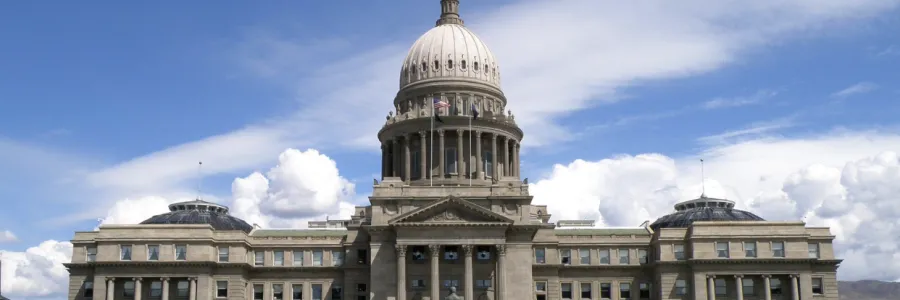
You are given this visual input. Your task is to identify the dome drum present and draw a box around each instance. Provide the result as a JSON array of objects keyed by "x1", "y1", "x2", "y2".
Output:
[
  {"x1": 649, "y1": 196, "x2": 766, "y2": 231},
  {"x1": 140, "y1": 199, "x2": 254, "y2": 233}
]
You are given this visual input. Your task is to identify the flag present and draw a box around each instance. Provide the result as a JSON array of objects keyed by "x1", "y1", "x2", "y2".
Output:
[
  {"x1": 433, "y1": 97, "x2": 449, "y2": 123},
  {"x1": 471, "y1": 103, "x2": 479, "y2": 120}
]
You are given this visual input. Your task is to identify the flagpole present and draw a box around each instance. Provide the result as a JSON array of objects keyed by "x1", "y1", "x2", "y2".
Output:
[
  {"x1": 430, "y1": 94, "x2": 434, "y2": 187},
  {"x1": 468, "y1": 104, "x2": 473, "y2": 187}
]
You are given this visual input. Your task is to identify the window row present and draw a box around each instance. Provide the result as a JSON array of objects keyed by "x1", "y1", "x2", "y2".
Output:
[
  {"x1": 405, "y1": 278, "x2": 492, "y2": 289},
  {"x1": 534, "y1": 248, "x2": 648, "y2": 265},
  {"x1": 90, "y1": 245, "x2": 190, "y2": 262},
  {"x1": 714, "y1": 242, "x2": 821, "y2": 259},
  {"x1": 251, "y1": 249, "x2": 361, "y2": 267},
  {"x1": 534, "y1": 281, "x2": 652, "y2": 300},
  {"x1": 247, "y1": 282, "x2": 367, "y2": 300},
  {"x1": 80, "y1": 280, "x2": 192, "y2": 299},
  {"x1": 407, "y1": 245, "x2": 495, "y2": 262},
  {"x1": 406, "y1": 60, "x2": 498, "y2": 78}
]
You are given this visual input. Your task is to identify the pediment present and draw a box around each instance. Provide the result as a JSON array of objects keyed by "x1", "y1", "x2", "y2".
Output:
[{"x1": 388, "y1": 196, "x2": 513, "y2": 225}]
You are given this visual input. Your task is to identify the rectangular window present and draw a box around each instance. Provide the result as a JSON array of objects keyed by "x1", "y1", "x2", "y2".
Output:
[
  {"x1": 445, "y1": 147, "x2": 458, "y2": 174},
  {"x1": 412, "y1": 279, "x2": 426, "y2": 288},
  {"x1": 745, "y1": 242, "x2": 757, "y2": 258},
  {"x1": 253, "y1": 284, "x2": 264, "y2": 300},
  {"x1": 294, "y1": 250, "x2": 304, "y2": 266},
  {"x1": 292, "y1": 284, "x2": 303, "y2": 300},
  {"x1": 442, "y1": 280, "x2": 459, "y2": 287},
  {"x1": 357, "y1": 284, "x2": 367, "y2": 292},
  {"x1": 218, "y1": 247, "x2": 229, "y2": 262},
  {"x1": 812, "y1": 278, "x2": 824, "y2": 294},
  {"x1": 771, "y1": 279, "x2": 783, "y2": 295},
  {"x1": 147, "y1": 245, "x2": 159, "y2": 261},
  {"x1": 476, "y1": 246, "x2": 491, "y2": 260},
  {"x1": 534, "y1": 248, "x2": 546, "y2": 264},
  {"x1": 560, "y1": 283, "x2": 572, "y2": 299},
  {"x1": 808, "y1": 243, "x2": 820, "y2": 258},
  {"x1": 313, "y1": 250, "x2": 324, "y2": 266},
  {"x1": 674, "y1": 244, "x2": 685, "y2": 260},
  {"x1": 619, "y1": 283, "x2": 631, "y2": 299},
  {"x1": 411, "y1": 150, "x2": 421, "y2": 178},
  {"x1": 150, "y1": 281, "x2": 162, "y2": 297},
  {"x1": 175, "y1": 244, "x2": 187, "y2": 261},
  {"x1": 255, "y1": 251, "x2": 265, "y2": 266},
  {"x1": 484, "y1": 150, "x2": 493, "y2": 177},
  {"x1": 536, "y1": 295, "x2": 547, "y2": 300},
  {"x1": 535, "y1": 282, "x2": 547, "y2": 292},
  {"x1": 743, "y1": 279, "x2": 755, "y2": 296},
  {"x1": 411, "y1": 246, "x2": 427, "y2": 261},
  {"x1": 580, "y1": 282, "x2": 592, "y2": 299},
  {"x1": 177, "y1": 281, "x2": 189, "y2": 297},
  {"x1": 561, "y1": 249, "x2": 571, "y2": 265},
  {"x1": 217, "y1": 281, "x2": 228, "y2": 298},
  {"x1": 476, "y1": 280, "x2": 491, "y2": 288},
  {"x1": 83, "y1": 281, "x2": 94, "y2": 298},
  {"x1": 638, "y1": 249, "x2": 648, "y2": 264},
  {"x1": 444, "y1": 246, "x2": 459, "y2": 260},
  {"x1": 579, "y1": 249, "x2": 590, "y2": 264},
  {"x1": 331, "y1": 285, "x2": 343, "y2": 300},
  {"x1": 639, "y1": 283, "x2": 650, "y2": 299},
  {"x1": 618, "y1": 249, "x2": 630, "y2": 264},
  {"x1": 357, "y1": 249, "x2": 368, "y2": 265},
  {"x1": 312, "y1": 284, "x2": 323, "y2": 300},
  {"x1": 772, "y1": 242, "x2": 785, "y2": 258},
  {"x1": 599, "y1": 249, "x2": 610, "y2": 264},
  {"x1": 715, "y1": 278, "x2": 726, "y2": 295},
  {"x1": 274, "y1": 250, "x2": 284, "y2": 266},
  {"x1": 120, "y1": 245, "x2": 132, "y2": 261},
  {"x1": 600, "y1": 283, "x2": 611, "y2": 299},
  {"x1": 86, "y1": 247, "x2": 97, "y2": 262},
  {"x1": 124, "y1": 281, "x2": 135, "y2": 298},
  {"x1": 716, "y1": 242, "x2": 730, "y2": 258},
  {"x1": 272, "y1": 284, "x2": 284, "y2": 300},
  {"x1": 675, "y1": 280, "x2": 687, "y2": 295},
  {"x1": 333, "y1": 250, "x2": 344, "y2": 266}
]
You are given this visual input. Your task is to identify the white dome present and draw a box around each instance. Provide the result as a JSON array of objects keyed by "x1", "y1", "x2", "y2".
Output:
[{"x1": 400, "y1": 23, "x2": 501, "y2": 89}]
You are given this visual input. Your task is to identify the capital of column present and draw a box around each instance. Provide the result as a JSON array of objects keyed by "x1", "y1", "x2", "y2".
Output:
[
  {"x1": 789, "y1": 274, "x2": 799, "y2": 278},
  {"x1": 396, "y1": 244, "x2": 407, "y2": 257},
  {"x1": 132, "y1": 277, "x2": 142, "y2": 282},
  {"x1": 160, "y1": 277, "x2": 170, "y2": 282},
  {"x1": 106, "y1": 277, "x2": 116, "y2": 283},
  {"x1": 419, "y1": 131, "x2": 427, "y2": 139},
  {"x1": 189, "y1": 277, "x2": 197, "y2": 282},
  {"x1": 456, "y1": 129, "x2": 464, "y2": 135},
  {"x1": 734, "y1": 275, "x2": 744, "y2": 279},
  {"x1": 462, "y1": 245, "x2": 474, "y2": 257},
  {"x1": 491, "y1": 133, "x2": 498, "y2": 141},
  {"x1": 762, "y1": 275, "x2": 772, "y2": 278},
  {"x1": 707, "y1": 275, "x2": 716, "y2": 279},
  {"x1": 474, "y1": 130, "x2": 482, "y2": 138},
  {"x1": 438, "y1": 129, "x2": 445, "y2": 137},
  {"x1": 496, "y1": 245, "x2": 507, "y2": 256},
  {"x1": 428, "y1": 244, "x2": 441, "y2": 257},
  {"x1": 404, "y1": 133, "x2": 412, "y2": 140}
]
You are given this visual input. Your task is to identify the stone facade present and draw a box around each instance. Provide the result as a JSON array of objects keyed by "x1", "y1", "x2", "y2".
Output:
[{"x1": 64, "y1": 1, "x2": 841, "y2": 300}]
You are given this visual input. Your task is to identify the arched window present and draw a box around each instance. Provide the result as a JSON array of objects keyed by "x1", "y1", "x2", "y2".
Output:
[
  {"x1": 473, "y1": 61, "x2": 480, "y2": 71},
  {"x1": 421, "y1": 62, "x2": 427, "y2": 72},
  {"x1": 433, "y1": 60, "x2": 440, "y2": 70},
  {"x1": 461, "y1": 60, "x2": 467, "y2": 70},
  {"x1": 447, "y1": 59, "x2": 454, "y2": 69}
]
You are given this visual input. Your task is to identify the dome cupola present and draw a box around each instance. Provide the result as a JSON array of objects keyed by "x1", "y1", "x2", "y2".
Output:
[
  {"x1": 399, "y1": 0, "x2": 501, "y2": 90},
  {"x1": 649, "y1": 194, "x2": 765, "y2": 231},
  {"x1": 140, "y1": 199, "x2": 254, "y2": 233}
]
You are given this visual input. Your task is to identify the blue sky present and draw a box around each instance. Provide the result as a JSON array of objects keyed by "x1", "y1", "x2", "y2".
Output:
[{"x1": 2, "y1": 0, "x2": 900, "y2": 298}]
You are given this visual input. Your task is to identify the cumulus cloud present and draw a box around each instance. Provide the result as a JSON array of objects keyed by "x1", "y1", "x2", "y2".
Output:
[
  {"x1": 0, "y1": 240, "x2": 72, "y2": 298},
  {"x1": 0, "y1": 230, "x2": 17, "y2": 243},
  {"x1": 530, "y1": 131, "x2": 900, "y2": 281}
]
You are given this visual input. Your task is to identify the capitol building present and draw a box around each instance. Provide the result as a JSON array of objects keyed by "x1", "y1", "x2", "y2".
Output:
[{"x1": 65, "y1": 1, "x2": 841, "y2": 300}]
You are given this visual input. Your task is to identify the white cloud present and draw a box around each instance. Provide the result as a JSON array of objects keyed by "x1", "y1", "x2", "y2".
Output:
[
  {"x1": 0, "y1": 230, "x2": 17, "y2": 243},
  {"x1": 702, "y1": 90, "x2": 778, "y2": 109},
  {"x1": 831, "y1": 82, "x2": 879, "y2": 98},
  {"x1": 0, "y1": 240, "x2": 72, "y2": 298},
  {"x1": 696, "y1": 118, "x2": 795, "y2": 145},
  {"x1": 75, "y1": 0, "x2": 899, "y2": 207},
  {"x1": 530, "y1": 130, "x2": 900, "y2": 281}
]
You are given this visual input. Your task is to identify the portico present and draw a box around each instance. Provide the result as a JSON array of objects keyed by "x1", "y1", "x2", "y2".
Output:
[
  {"x1": 704, "y1": 273, "x2": 802, "y2": 300},
  {"x1": 102, "y1": 277, "x2": 196, "y2": 300}
]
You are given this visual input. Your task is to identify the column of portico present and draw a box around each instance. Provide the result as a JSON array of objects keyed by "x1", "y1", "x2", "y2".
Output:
[
  {"x1": 735, "y1": 275, "x2": 744, "y2": 300},
  {"x1": 396, "y1": 245, "x2": 407, "y2": 300},
  {"x1": 106, "y1": 277, "x2": 115, "y2": 300},
  {"x1": 491, "y1": 134, "x2": 498, "y2": 179},
  {"x1": 502, "y1": 137, "x2": 509, "y2": 177},
  {"x1": 429, "y1": 245, "x2": 441, "y2": 300},
  {"x1": 463, "y1": 245, "x2": 474, "y2": 300},
  {"x1": 188, "y1": 277, "x2": 196, "y2": 300},
  {"x1": 496, "y1": 245, "x2": 506, "y2": 300},
  {"x1": 438, "y1": 130, "x2": 445, "y2": 178},
  {"x1": 381, "y1": 142, "x2": 387, "y2": 179},
  {"x1": 456, "y1": 129, "x2": 464, "y2": 178},
  {"x1": 161, "y1": 277, "x2": 170, "y2": 300},
  {"x1": 392, "y1": 139, "x2": 400, "y2": 177},
  {"x1": 134, "y1": 278, "x2": 143, "y2": 300},
  {"x1": 515, "y1": 143, "x2": 520, "y2": 177},
  {"x1": 707, "y1": 275, "x2": 716, "y2": 300},
  {"x1": 420, "y1": 131, "x2": 428, "y2": 179},
  {"x1": 790, "y1": 275, "x2": 800, "y2": 300},
  {"x1": 403, "y1": 135, "x2": 411, "y2": 182},
  {"x1": 763, "y1": 275, "x2": 772, "y2": 300},
  {"x1": 475, "y1": 131, "x2": 483, "y2": 179}
]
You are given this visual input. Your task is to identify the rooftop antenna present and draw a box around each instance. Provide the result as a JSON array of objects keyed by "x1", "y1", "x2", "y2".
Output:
[
  {"x1": 196, "y1": 161, "x2": 203, "y2": 200},
  {"x1": 700, "y1": 158, "x2": 706, "y2": 198}
]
